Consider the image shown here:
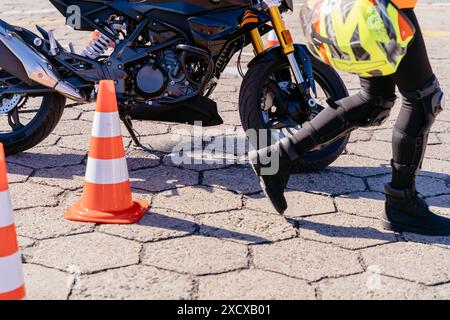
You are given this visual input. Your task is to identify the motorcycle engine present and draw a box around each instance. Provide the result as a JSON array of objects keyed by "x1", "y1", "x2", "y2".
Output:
[{"x1": 133, "y1": 33, "x2": 195, "y2": 100}]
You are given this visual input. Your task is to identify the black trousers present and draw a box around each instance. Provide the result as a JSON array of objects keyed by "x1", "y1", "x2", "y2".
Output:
[{"x1": 289, "y1": 9, "x2": 436, "y2": 190}]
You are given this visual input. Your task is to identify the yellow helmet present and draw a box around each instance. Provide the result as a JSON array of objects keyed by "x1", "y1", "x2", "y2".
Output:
[{"x1": 300, "y1": 0, "x2": 416, "y2": 77}]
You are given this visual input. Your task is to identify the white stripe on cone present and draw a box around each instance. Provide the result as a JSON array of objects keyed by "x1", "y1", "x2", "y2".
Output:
[
  {"x1": 85, "y1": 157, "x2": 129, "y2": 185},
  {"x1": 0, "y1": 190, "x2": 13, "y2": 228},
  {"x1": 0, "y1": 253, "x2": 24, "y2": 294},
  {"x1": 91, "y1": 112, "x2": 122, "y2": 138}
]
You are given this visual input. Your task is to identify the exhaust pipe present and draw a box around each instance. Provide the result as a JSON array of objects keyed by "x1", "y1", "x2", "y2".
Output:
[{"x1": 0, "y1": 24, "x2": 85, "y2": 102}]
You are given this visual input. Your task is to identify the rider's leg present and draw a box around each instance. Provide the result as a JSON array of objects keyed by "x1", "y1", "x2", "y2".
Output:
[
  {"x1": 383, "y1": 10, "x2": 450, "y2": 235},
  {"x1": 250, "y1": 76, "x2": 396, "y2": 213},
  {"x1": 280, "y1": 77, "x2": 396, "y2": 158}
]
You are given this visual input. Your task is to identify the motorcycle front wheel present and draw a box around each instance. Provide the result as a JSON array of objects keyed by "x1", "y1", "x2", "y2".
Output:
[{"x1": 239, "y1": 52, "x2": 349, "y2": 172}]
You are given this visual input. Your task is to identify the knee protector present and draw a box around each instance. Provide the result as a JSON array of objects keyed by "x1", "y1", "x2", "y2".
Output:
[
  {"x1": 280, "y1": 91, "x2": 396, "y2": 158},
  {"x1": 337, "y1": 91, "x2": 397, "y2": 128},
  {"x1": 402, "y1": 77, "x2": 445, "y2": 134},
  {"x1": 392, "y1": 76, "x2": 445, "y2": 176}
]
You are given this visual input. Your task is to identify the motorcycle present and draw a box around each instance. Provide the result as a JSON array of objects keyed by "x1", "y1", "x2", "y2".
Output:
[{"x1": 0, "y1": 0, "x2": 349, "y2": 172}]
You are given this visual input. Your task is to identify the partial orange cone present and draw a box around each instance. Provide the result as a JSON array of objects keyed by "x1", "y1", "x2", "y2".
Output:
[
  {"x1": 267, "y1": 30, "x2": 280, "y2": 48},
  {"x1": 0, "y1": 143, "x2": 26, "y2": 300},
  {"x1": 65, "y1": 80, "x2": 149, "y2": 224}
]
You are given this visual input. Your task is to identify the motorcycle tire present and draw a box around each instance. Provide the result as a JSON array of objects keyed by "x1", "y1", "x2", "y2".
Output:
[
  {"x1": 239, "y1": 54, "x2": 349, "y2": 172},
  {"x1": 0, "y1": 93, "x2": 66, "y2": 155}
]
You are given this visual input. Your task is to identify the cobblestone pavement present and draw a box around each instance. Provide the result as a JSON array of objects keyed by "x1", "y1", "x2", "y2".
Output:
[{"x1": 1, "y1": 1, "x2": 450, "y2": 300}]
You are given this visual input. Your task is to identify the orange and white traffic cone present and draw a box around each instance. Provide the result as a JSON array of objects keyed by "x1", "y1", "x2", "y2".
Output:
[
  {"x1": 65, "y1": 80, "x2": 149, "y2": 224},
  {"x1": 0, "y1": 143, "x2": 26, "y2": 300},
  {"x1": 267, "y1": 30, "x2": 280, "y2": 48}
]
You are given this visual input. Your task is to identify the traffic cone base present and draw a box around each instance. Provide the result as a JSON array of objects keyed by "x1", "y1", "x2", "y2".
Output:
[
  {"x1": 65, "y1": 199, "x2": 148, "y2": 224},
  {"x1": 64, "y1": 80, "x2": 149, "y2": 224}
]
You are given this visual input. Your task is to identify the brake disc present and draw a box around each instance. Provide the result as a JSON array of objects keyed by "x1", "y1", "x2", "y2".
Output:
[{"x1": 0, "y1": 94, "x2": 23, "y2": 114}]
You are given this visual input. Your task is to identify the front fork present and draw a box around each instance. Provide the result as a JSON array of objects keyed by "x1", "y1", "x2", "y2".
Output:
[{"x1": 250, "y1": 5, "x2": 316, "y2": 106}]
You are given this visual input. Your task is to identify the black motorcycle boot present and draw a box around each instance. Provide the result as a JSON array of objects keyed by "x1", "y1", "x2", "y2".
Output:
[
  {"x1": 382, "y1": 183, "x2": 450, "y2": 236},
  {"x1": 248, "y1": 139, "x2": 297, "y2": 214}
]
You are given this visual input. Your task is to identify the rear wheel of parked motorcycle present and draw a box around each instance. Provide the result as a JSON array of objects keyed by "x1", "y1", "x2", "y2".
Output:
[
  {"x1": 239, "y1": 52, "x2": 349, "y2": 172},
  {"x1": 0, "y1": 93, "x2": 66, "y2": 155}
]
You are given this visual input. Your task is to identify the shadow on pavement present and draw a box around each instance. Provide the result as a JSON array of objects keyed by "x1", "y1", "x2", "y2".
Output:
[
  {"x1": 5, "y1": 152, "x2": 450, "y2": 207},
  {"x1": 5, "y1": 151, "x2": 450, "y2": 245},
  {"x1": 298, "y1": 219, "x2": 396, "y2": 242},
  {"x1": 140, "y1": 210, "x2": 270, "y2": 244}
]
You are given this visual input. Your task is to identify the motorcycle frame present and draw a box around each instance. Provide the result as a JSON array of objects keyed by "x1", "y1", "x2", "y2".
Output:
[{"x1": 1, "y1": 0, "x2": 313, "y2": 108}]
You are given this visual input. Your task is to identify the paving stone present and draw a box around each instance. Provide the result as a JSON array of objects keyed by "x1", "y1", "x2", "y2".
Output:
[
  {"x1": 70, "y1": 265, "x2": 193, "y2": 300},
  {"x1": 23, "y1": 264, "x2": 71, "y2": 300},
  {"x1": 6, "y1": 163, "x2": 33, "y2": 184},
  {"x1": 78, "y1": 110, "x2": 95, "y2": 122},
  {"x1": 198, "y1": 209, "x2": 296, "y2": 244},
  {"x1": 138, "y1": 133, "x2": 188, "y2": 153},
  {"x1": 348, "y1": 130, "x2": 373, "y2": 143},
  {"x1": 403, "y1": 232, "x2": 450, "y2": 250},
  {"x1": 328, "y1": 155, "x2": 391, "y2": 178},
  {"x1": 426, "y1": 144, "x2": 450, "y2": 161},
  {"x1": 73, "y1": 100, "x2": 95, "y2": 111},
  {"x1": 421, "y1": 158, "x2": 450, "y2": 179},
  {"x1": 57, "y1": 189, "x2": 83, "y2": 210},
  {"x1": 245, "y1": 191, "x2": 336, "y2": 218},
  {"x1": 30, "y1": 233, "x2": 141, "y2": 273},
  {"x1": 217, "y1": 101, "x2": 238, "y2": 112},
  {"x1": 437, "y1": 133, "x2": 450, "y2": 144},
  {"x1": 214, "y1": 92, "x2": 239, "y2": 104},
  {"x1": 18, "y1": 236, "x2": 35, "y2": 249},
  {"x1": 362, "y1": 242, "x2": 450, "y2": 285},
  {"x1": 373, "y1": 119, "x2": 395, "y2": 130},
  {"x1": 318, "y1": 272, "x2": 450, "y2": 300},
  {"x1": 202, "y1": 166, "x2": 261, "y2": 194},
  {"x1": 15, "y1": 207, "x2": 94, "y2": 240},
  {"x1": 142, "y1": 236, "x2": 248, "y2": 275},
  {"x1": 288, "y1": 171, "x2": 366, "y2": 196},
  {"x1": 30, "y1": 165, "x2": 85, "y2": 191},
  {"x1": 367, "y1": 174, "x2": 450, "y2": 197},
  {"x1": 438, "y1": 110, "x2": 450, "y2": 122},
  {"x1": 427, "y1": 194, "x2": 450, "y2": 217},
  {"x1": 298, "y1": 213, "x2": 397, "y2": 250},
  {"x1": 253, "y1": 238, "x2": 363, "y2": 281},
  {"x1": 198, "y1": 269, "x2": 315, "y2": 300},
  {"x1": 37, "y1": 134, "x2": 60, "y2": 148},
  {"x1": 53, "y1": 120, "x2": 93, "y2": 136},
  {"x1": 153, "y1": 186, "x2": 242, "y2": 215},
  {"x1": 126, "y1": 148, "x2": 161, "y2": 171},
  {"x1": 214, "y1": 84, "x2": 237, "y2": 93},
  {"x1": 335, "y1": 192, "x2": 385, "y2": 220},
  {"x1": 122, "y1": 121, "x2": 170, "y2": 137},
  {"x1": 99, "y1": 209, "x2": 196, "y2": 243},
  {"x1": 220, "y1": 111, "x2": 242, "y2": 126},
  {"x1": 57, "y1": 135, "x2": 90, "y2": 152},
  {"x1": 9, "y1": 182, "x2": 62, "y2": 210},
  {"x1": 374, "y1": 129, "x2": 441, "y2": 145},
  {"x1": 213, "y1": 133, "x2": 249, "y2": 156},
  {"x1": 346, "y1": 141, "x2": 392, "y2": 161},
  {"x1": 7, "y1": 146, "x2": 85, "y2": 169},
  {"x1": 130, "y1": 166, "x2": 198, "y2": 192},
  {"x1": 61, "y1": 108, "x2": 82, "y2": 121},
  {"x1": 171, "y1": 123, "x2": 236, "y2": 138},
  {"x1": 430, "y1": 121, "x2": 450, "y2": 134}
]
